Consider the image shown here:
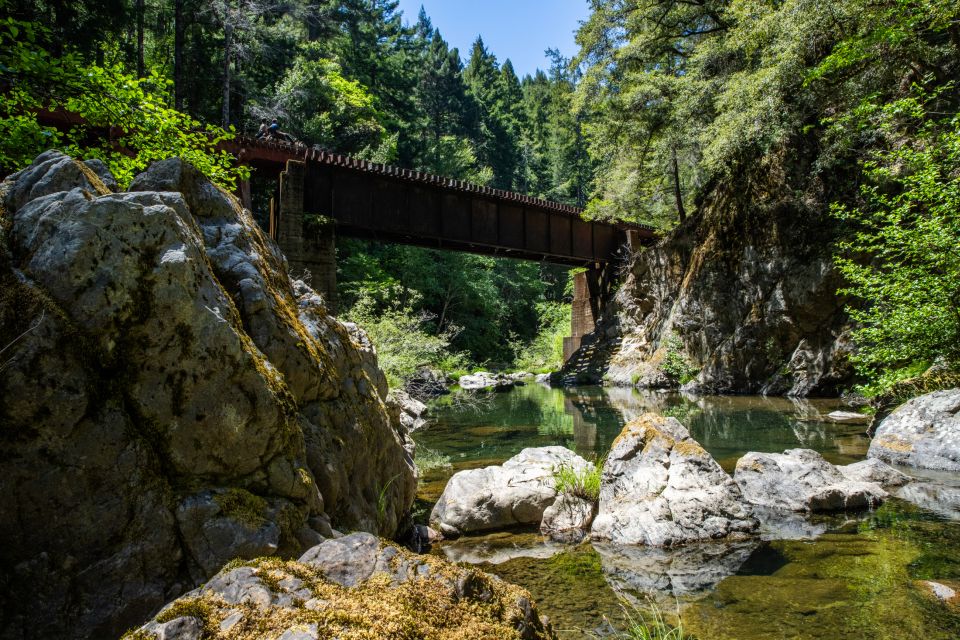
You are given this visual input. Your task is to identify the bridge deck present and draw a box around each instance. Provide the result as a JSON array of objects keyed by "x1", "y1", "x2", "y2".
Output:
[{"x1": 225, "y1": 137, "x2": 656, "y2": 266}]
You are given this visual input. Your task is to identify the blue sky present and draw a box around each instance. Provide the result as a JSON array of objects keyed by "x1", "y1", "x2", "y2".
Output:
[{"x1": 394, "y1": 1, "x2": 591, "y2": 78}]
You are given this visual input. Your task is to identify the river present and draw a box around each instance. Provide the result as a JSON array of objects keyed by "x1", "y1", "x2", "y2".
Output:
[{"x1": 413, "y1": 383, "x2": 960, "y2": 639}]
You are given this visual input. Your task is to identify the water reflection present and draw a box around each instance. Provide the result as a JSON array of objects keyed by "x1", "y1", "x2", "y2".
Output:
[{"x1": 416, "y1": 385, "x2": 870, "y2": 483}]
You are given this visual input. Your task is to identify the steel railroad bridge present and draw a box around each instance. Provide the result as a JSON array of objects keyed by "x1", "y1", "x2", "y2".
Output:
[{"x1": 224, "y1": 136, "x2": 658, "y2": 362}]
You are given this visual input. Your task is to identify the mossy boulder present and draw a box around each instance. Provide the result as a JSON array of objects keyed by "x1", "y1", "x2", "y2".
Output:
[
  {"x1": 0, "y1": 152, "x2": 416, "y2": 638},
  {"x1": 127, "y1": 533, "x2": 555, "y2": 640}
]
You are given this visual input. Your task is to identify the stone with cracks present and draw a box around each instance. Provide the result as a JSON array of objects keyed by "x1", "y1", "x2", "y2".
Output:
[
  {"x1": 540, "y1": 495, "x2": 596, "y2": 543},
  {"x1": 734, "y1": 449, "x2": 887, "y2": 512},
  {"x1": 868, "y1": 389, "x2": 960, "y2": 471},
  {"x1": 590, "y1": 414, "x2": 757, "y2": 546}
]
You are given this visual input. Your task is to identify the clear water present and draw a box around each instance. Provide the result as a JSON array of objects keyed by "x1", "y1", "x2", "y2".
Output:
[{"x1": 414, "y1": 384, "x2": 960, "y2": 639}]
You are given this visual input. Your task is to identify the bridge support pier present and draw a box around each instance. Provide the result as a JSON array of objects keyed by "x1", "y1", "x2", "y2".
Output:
[
  {"x1": 563, "y1": 266, "x2": 614, "y2": 364},
  {"x1": 276, "y1": 160, "x2": 339, "y2": 314}
]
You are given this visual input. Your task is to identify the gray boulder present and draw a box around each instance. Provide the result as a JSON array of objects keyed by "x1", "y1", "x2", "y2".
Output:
[
  {"x1": 868, "y1": 389, "x2": 960, "y2": 471},
  {"x1": 129, "y1": 533, "x2": 556, "y2": 640},
  {"x1": 590, "y1": 414, "x2": 757, "y2": 546},
  {"x1": 837, "y1": 458, "x2": 910, "y2": 488},
  {"x1": 0, "y1": 152, "x2": 415, "y2": 639},
  {"x1": 735, "y1": 449, "x2": 887, "y2": 512},
  {"x1": 430, "y1": 447, "x2": 592, "y2": 537}
]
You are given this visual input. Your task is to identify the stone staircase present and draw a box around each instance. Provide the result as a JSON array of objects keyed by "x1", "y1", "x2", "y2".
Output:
[{"x1": 559, "y1": 332, "x2": 622, "y2": 386}]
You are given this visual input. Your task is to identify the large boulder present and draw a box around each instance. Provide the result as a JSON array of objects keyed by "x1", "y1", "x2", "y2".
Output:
[
  {"x1": 590, "y1": 415, "x2": 757, "y2": 546},
  {"x1": 128, "y1": 533, "x2": 555, "y2": 640},
  {"x1": 734, "y1": 449, "x2": 887, "y2": 512},
  {"x1": 430, "y1": 447, "x2": 593, "y2": 537},
  {"x1": 868, "y1": 389, "x2": 960, "y2": 471},
  {"x1": 0, "y1": 153, "x2": 415, "y2": 639},
  {"x1": 837, "y1": 458, "x2": 910, "y2": 488}
]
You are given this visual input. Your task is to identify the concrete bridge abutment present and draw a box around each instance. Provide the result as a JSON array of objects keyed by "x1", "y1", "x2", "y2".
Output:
[{"x1": 276, "y1": 160, "x2": 339, "y2": 314}]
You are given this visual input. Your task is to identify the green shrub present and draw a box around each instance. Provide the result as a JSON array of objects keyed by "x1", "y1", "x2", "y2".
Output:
[
  {"x1": 513, "y1": 301, "x2": 571, "y2": 373},
  {"x1": 343, "y1": 292, "x2": 470, "y2": 388},
  {"x1": 552, "y1": 459, "x2": 603, "y2": 502},
  {"x1": 660, "y1": 337, "x2": 698, "y2": 385}
]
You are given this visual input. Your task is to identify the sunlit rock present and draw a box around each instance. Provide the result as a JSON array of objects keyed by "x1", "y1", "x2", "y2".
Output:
[
  {"x1": 430, "y1": 446, "x2": 593, "y2": 537},
  {"x1": 868, "y1": 389, "x2": 960, "y2": 471},
  {"x1": 735, "y1": 449, "x2": 887, "y2": 512},
  {"x1": 590, "y1": 414, "x2": 757, "y2": 546}
]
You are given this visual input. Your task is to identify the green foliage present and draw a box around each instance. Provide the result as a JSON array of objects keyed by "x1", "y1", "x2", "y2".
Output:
[
  {"x1": 413, "y1": 445, "x2": 452, "y2": 476},
  {"x1": 343, "y1": 292, "x2": 468, "y2": 388},
  {"x1": 271, "y1": 46, "x2": 385, "y2": 154},
  {"x1": 513, "y1": 302, "x2": 571, "y2": 373},
  {"x1": 833, "y1": 89, "x2": 960, "y2": 392},
  {"x1": 575, "y1": 0, "x2": 960, "y2": 226},
  {"x1": 0, "y1": 17, "x2": 245, "y2": 188},
  {"x1": 552, "y1": 459, "x2": 603, "y2": 503},
  {"x1": 660, "y1": 337, "x2": 699, "y2": 385}
]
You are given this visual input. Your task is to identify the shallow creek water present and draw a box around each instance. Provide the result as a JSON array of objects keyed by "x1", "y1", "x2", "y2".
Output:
[{"x1": 413, "y1": 384, "x2": 960, "y2": 639}]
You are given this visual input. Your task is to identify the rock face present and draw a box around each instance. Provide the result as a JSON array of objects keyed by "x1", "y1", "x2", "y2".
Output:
[
  {"x1": 868, "y1": 389, "x2": 960, "y2": 471},
  {"x1": 0, "y1": 152, "x2": 416, "y2": 639},
  {"x1": 565, "y1": 191, "x2": 855, "y2": 396},
  {"x1": 430, "y1": 447, "x2": 592, "y2": 537},
  {"x1": 735, "y1": 449, "x2": 886, "y2": 512},
  {"x1": 590, "y1": 415, "x2": 757, "y2": 546},
  {"x1": 129, "y1": 533, "x2": 555, "y2": 640}
]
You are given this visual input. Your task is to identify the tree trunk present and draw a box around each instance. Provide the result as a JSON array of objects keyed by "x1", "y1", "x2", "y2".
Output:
[
  {"x1": 671, "y1": 145, "x2": 686, "y2": 223},
  {"x1": 174, "y1": 0, "x2": 185, "y2": 109},
  {"x1": 136, "y1": 0, "x2": 145, "y2": 77},
  {"x1": 222, "y1": 21, "x2": 233, "y2": 128}
]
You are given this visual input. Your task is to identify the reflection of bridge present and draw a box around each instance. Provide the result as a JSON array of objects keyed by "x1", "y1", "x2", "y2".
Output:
[{"x1": 225, "y1": 137, "x2": 658, "y2": 360}]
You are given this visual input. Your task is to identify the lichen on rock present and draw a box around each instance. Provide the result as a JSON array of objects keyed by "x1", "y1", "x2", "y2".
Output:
[
  {"x1": 127, "y1": 533, "x2": 556, "y2": 640},
  {"x1": 0, "y1": 151, "x2": 416, "y2": 639}
]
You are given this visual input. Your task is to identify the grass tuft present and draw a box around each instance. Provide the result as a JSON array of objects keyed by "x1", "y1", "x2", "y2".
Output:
[{"x1": 552, "y1": 459, "x2": 603, "y2": 502}]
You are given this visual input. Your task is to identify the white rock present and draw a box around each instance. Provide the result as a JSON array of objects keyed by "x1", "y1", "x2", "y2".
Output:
[
  {"x1": 590, "y1": 414, "x2": 757, "y2": 546},
  {"x1": 540, "y1": 494, "x2": 596, "y2": 543},
  {"x1": 430, "y1": 446, "x2": 592, "y2": 536},
  {"x1": 735, "y1": 449, "x2": 887, "y2": 512},
  {"x1": 868, "y1": 389, "x2": 960, "y2": 471},
  {"x1": 837, "y1": 458, "x2": 909, "y2": 487}
]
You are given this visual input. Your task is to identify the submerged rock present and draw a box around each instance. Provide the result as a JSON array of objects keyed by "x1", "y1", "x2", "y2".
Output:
[
  {"x1": 430, "y1": 447, "x2": 593, "y2": 537},
  {"x1": 735, "y1": 449, "x2": 887, "y2": 512},
  {"x1": 0, "y1": 152, "x2": 415, "y2": 638},
  {"x1": 590, "y1": 414, "x2": 757, "y2": 546},
  {"x1": 129, "y1": 533, "x2": 555, "y2": 640},
  {"x1": 868, "y1": 389, "x2": 960, "y2": 471}
]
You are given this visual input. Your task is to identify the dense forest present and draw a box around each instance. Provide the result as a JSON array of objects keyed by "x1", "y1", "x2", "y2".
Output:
[{"x1": 2, "y1": 0, "x2": 958, "y2": 391}]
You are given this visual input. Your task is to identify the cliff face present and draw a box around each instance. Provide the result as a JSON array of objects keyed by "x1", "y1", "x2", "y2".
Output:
[
  {"x1": 587, "y1": 178, "x2": 855, "y2": 397},
  {"x1": 0, "y1": 152, "x2": 416, "y2": 639}
]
